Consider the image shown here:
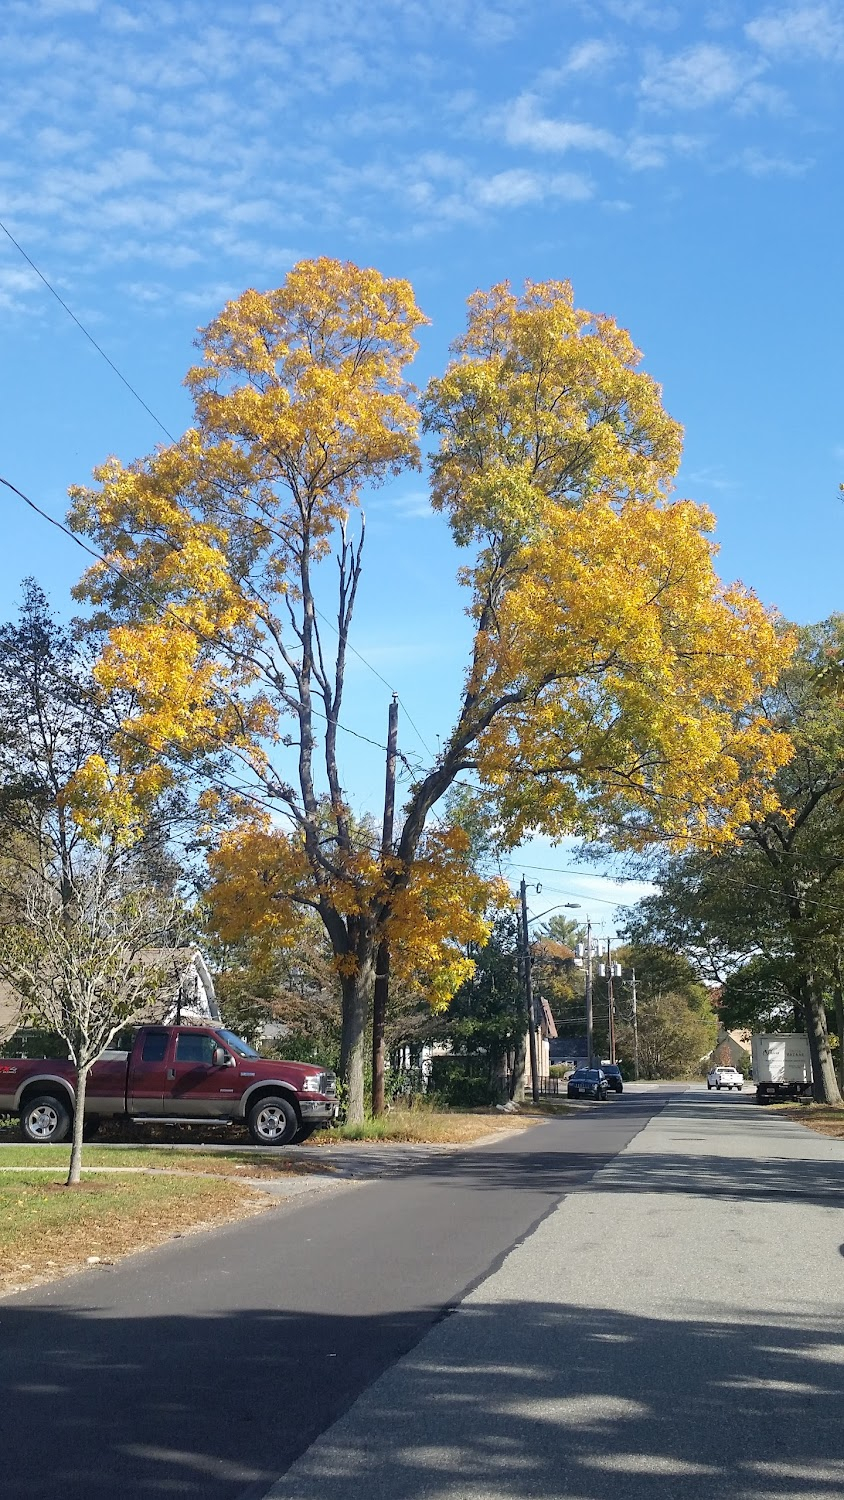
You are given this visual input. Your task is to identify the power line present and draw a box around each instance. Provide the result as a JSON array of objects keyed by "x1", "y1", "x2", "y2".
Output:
[
  {"x1": 0, "y1": 473, "x2": 391, "y2": 758},
  {"x1": 0, "y1": 218, "x2": 437, "y2": 766},
  {"x1": 0, "y1": 217, "x2": 177, "y2": 444}
]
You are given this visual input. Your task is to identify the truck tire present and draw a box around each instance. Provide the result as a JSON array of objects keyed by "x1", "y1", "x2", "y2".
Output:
[
  {"x1": 20, "y1": 1094, "x2": 72, "y2": 1145},
  {"x1": 247, "y1": 1095, "x2": 298, "y2": 1146}
]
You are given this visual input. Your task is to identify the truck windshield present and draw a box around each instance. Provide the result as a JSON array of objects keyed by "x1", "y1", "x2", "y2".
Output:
[{"x1": 216, "y1": 1028, "x2": 260, "y2": 1059}]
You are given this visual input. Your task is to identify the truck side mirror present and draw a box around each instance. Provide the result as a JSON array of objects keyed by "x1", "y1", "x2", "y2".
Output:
[{"x1": 212, "y1": 1046, "x2": 229, "y2": 1067}]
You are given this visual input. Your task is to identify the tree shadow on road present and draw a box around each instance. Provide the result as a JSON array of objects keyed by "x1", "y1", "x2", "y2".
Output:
[{"x1": 2, "y1": 1296, "x2": 843, "y2": 1500}]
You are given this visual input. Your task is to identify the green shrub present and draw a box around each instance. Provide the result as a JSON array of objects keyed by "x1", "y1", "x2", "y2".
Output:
[{"x1": 427, "y1": 1056, "x2": 503, "y2": 1107}]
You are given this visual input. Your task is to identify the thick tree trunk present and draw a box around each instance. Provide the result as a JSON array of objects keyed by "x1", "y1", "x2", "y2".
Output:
[
  {"x1": 799, "y1": 968, "x2": 842, "y2": 1106},
  {"x1": 510, "y1": 1028, "x2": 527, "y2": 1102},
  {"x1": 835, "y1": 956, "x2": 844, "y2": 1095},
  {"x1": 339, "y1": 953, "x2": 376, "y2": 1123},
  {"x1": 67, "y1": 1063, "x2": 89, "y2": 1187}
]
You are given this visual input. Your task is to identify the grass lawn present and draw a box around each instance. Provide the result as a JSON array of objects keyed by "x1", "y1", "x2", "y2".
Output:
[
  {"x1": 1, "y1": 1105, "x2": 550, "y2": 1155},
  {"x1": 313, "y1": 1106, "x2": 553, "y2": 1144},
  {"x1": 776, "y1": 1103, "x2": 844, "y2": 1139},
  {"x1": 0, "y1": 1144, "x2": 333, "y2": 1177},
  {"x1": 0, "y1": 1169, "x2": 271, "y2": 1296}
]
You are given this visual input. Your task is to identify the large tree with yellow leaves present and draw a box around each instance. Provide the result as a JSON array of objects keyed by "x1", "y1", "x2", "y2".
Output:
[{"x1": 69, "y1": 260, "x2": 791, "y2": 1120}]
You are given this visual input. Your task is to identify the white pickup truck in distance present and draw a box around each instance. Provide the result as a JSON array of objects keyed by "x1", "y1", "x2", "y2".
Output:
[{"x1": 707, "y1": 1065, "x2": 744, "y2": 1091}]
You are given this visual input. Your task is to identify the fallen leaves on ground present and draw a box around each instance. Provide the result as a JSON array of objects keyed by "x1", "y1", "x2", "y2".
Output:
[
  {"x1": 0, "y1": 1170, "x2": 272, "y2": 1297},
  {"x1": 777, "y1": 1104, "x2": 844, "y2": 1139}
]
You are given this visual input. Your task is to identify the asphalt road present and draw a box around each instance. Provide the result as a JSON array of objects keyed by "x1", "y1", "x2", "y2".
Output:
[
  {"x1": 267, "y1": 1086, "x2": 844, "y2": 1500},
  {"x1": 0, "y1": 1090, "x2": 668, "y2": 1500}
]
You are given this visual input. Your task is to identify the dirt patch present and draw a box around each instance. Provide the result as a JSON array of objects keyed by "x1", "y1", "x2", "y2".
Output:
[
  {"x1": 777, "y1": 1104, "x2": 844, "y2": 1139},
  {"x1": 0, "y1": 1170, "x2": 273, "y2": 1298}
]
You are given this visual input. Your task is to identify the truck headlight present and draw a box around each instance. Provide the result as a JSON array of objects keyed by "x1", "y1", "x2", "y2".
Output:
[{"x1": 300, "y1": 1074, "x2": 321, "y2": 1092}]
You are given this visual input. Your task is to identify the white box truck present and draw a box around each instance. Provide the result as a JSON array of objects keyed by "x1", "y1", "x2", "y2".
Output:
[{"x1": 751, "y1": 1033, "x2": 812, "y2": 1104}]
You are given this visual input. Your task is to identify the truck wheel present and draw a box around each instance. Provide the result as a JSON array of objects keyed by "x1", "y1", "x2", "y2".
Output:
[
  {"x1": 247, "y1": 1095, "x2": 298, "y2": 1146},
  {"x1": 82, "y1": 1117, "x2": 101, "y2": 1140},
  {"x1": 21, "y1": 1094, "x2": 72, "y2": 1144}
]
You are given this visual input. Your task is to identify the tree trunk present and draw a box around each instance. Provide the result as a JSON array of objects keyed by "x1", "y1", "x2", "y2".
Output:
[
  {"x1": 510, "y1": 1027, "x2": 527, "y2": 1102},
  {"x1": 800, "y1": 968, "x2": 842, "y2": 1106},
  {"x1": 339, "y1": 958, "x2": 375, "y2": 1123},
  {"x1": 67, "y1": 1062, "x2": 90, "y2": 1187},
  {"x1": 835, "y1": 956, "x2": 844, "y2": 1095}
]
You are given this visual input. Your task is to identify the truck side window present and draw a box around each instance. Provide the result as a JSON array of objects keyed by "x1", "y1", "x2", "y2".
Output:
[
  {"x1": 141, "y1": 1032, "x2": 169, "y2": 1063},
  {"x1": 175, "y1": 1033, "x2": 217, "y2": 1065}
]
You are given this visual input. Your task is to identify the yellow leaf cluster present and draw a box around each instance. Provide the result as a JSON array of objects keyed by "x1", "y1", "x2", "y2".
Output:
[
  {"x1": 65, "y1": 753, "x2": 173, "y2": 847},
  {"x1": 423, "y1": 278, "x2": 683, "y2": 549},
  {"x1": 471, "y1": 493, "x2": 793, "y2": 845},
  {"x1": 206, "y1": 818, "x2": 506, "y2": 1009},
  {"x1": 67, "y1": 259, "x2": 428, "y2": 805}
]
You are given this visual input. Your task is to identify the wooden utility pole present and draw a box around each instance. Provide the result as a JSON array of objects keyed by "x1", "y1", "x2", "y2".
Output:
[
  {"x1": 372, "y1": 695, "x2": 398, "y2": 1116},
  {"x1": 631, "y1": 967, "x2": 640, "y2": 1081},
  {"x1": 585, "y1": 916, "x2": 594, "y2": 1068},
  {"x1": 520, "y1": 877, "x2": 540, "y2": 1103},
  {"x1": 607, "y1": 938, "x2": 616, "y2": 1064}
]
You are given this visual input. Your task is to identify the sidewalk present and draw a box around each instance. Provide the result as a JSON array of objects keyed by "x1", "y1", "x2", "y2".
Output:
[{"x1": 260, "y1": 1089, "x2": 844, "y2": 1500}]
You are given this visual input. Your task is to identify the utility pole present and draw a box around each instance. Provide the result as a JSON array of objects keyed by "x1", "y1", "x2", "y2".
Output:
[
  {"x1": 585, "y1": 916, "x2": 594, "y2": 1069},
  {"x1": 607, "y1": 938, "x2": 616, "y2": 1065},
  {"x1": 372, "y1": 695, "x2": 398, "y2": 1117},
  {"x1": 631, "y1": 967, "x2": 639, "y2": 1082},
  {"x1": 520, "y1": 877, "x2": 540, "y2": 1103}
]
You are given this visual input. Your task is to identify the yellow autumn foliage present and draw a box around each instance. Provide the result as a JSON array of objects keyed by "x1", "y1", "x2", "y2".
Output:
[
  {"x1": 207, "y1": 817, "x2": 506, "y2": 1009},
  {"x1": 422, "y1": 277, "x2": 793, "y2": 845}
]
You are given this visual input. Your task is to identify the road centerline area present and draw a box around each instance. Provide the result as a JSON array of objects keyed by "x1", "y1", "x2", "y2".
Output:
[
  {"x1": 0, "y1": 1091, "x2": 670, "y2": 1500},
  {"x1": 259, "y1": 1088, "x2": 844, "y2": 1500}
]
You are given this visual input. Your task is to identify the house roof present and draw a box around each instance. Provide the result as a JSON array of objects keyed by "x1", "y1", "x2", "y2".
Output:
[{"x1": 538, "y1": 994, "x2": 558, "y2": 1038}]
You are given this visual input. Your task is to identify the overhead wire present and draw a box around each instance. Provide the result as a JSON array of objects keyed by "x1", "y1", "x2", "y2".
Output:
[
  {"x1": 0, "y1": 216, "x2": 177, "y2": 444},
  {"x1": 5, "y1": 491, "x2": 843, "y2": 928},
  {"x1": 1, "y1": 218, "x2": 438, "y2": 767},
  {"x1": 0, "y1": 473, "x2": 391, "y2": 760},
  {"x1": 5, "y1": 227, "x2": 841, "y2": 925}
]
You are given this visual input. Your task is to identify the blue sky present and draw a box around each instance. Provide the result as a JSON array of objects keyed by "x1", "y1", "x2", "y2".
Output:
[{"x1": 1, "y1": 0, "x2": 842, "y2": 929}]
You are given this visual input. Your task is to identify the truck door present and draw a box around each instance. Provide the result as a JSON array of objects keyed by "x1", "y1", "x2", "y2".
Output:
[
  {"x1": 128, "y1": 1029, "x2": 171, "y2": 1116},
  {"x1": 166, "y1": 1031, "x2": 238, "y2": 1118}
]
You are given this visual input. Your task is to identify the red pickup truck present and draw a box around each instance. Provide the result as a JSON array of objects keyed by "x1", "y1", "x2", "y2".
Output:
[{"x1": 0, "y1": 1024, "x2": 338, "y2": 1146}]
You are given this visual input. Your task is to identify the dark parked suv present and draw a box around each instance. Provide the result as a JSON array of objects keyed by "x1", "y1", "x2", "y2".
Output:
[
  {"x1": 600, "y1": 1063, "x2": 623, "y2": 1093},
  {"x1": 567, "y1": 1067, "x2": 608, "y2": 1101}
]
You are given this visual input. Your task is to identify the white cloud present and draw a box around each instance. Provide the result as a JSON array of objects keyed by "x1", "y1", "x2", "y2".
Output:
[
  {"x1": 0, "y1": 264, "x2": 41, "y2": 310},
  {"x1": 603, "y1": 0, "x2": 680, "y2": 27},
  {"x1": 641, "y1": 42, "x2": 765, "y2": 108},
  {"x1": 735, "y1": 144, "x2": 811, "y2": 173},
  {"x1": 746, "y1": 4, "x2": 844, "y2": 60},
  {"x1": 502, "y1": 93, "x2": 619, "y2": 155},
  {"x1": 625, "y1": 131, "x2": 702, "y2": 169},
  {"x1": 473, "y1": 168, "x2": 592, "y2": 208},
  {"x1": 560, "y1": 38, "x2": 622, "y2": 74}
]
